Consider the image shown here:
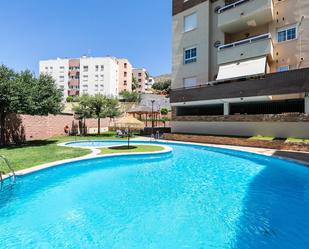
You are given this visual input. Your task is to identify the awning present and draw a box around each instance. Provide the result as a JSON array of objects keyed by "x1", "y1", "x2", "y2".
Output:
[{"x1": 216, "y1": 57, "x2": 266, "y2": 81}]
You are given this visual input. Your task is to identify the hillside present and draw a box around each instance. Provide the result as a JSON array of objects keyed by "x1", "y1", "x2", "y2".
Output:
[{"x1": 153, "y1": 74, "x2": 171, "y2": 83}]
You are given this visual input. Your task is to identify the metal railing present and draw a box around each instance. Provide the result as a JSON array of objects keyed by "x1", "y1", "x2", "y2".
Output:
[
  {"x1": 218, "y1": 0, "x2": 251, "y2": 14},
  {"x1": 218, "y1": 33, "x2": 271, "y2": 51},
  {"x1": 0, "y1": 155, "x2": 16, "y2": 189}
]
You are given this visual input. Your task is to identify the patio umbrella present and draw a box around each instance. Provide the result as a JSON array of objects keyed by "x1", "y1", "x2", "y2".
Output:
[{"x1": 114, "y1": 115, "x2": 145, "y2": 148}]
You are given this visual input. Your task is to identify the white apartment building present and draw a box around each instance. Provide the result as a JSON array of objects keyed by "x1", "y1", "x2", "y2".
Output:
[
  {"x1": 79, "y1": 57, "x2": 119, "y2": 97},
  {"x1": 39, "y1": 56, "x2": 130, "y2": 99}
]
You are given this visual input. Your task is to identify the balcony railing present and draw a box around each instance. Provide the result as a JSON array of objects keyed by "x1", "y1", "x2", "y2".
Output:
[
  {"x1": 217, "y1": 33, "x2": 273, "y2": 65},
  {"x1": 218, "y1": 33, "x2": 271, "y2": 51},
  {"x1": 218, "y1": 0, "x2": 250, "y2": 14}
]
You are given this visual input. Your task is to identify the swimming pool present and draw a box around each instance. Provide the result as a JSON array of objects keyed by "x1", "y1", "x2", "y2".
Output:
[{"x1": 0, "y1": 140, "x2": 308, "y2": 248}]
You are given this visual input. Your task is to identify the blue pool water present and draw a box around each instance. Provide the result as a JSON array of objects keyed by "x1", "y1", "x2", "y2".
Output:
[{"x1": 0, "y1": 141, "x2": 309, "y2": 249}]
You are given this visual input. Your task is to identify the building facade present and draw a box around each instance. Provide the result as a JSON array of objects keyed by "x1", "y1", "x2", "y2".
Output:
[
  {"x1": 133, "y1": 68, "x2": 150, "y2": 93},
  {"x1": 117, "y1": 58, "x2": 133, "y2": 93},
  {"x1": 171, "y1": 0, "x2": 309, "y2": 138},
  {"x1": 40, "y1": 56, "x2": 133, "y2": 99}
]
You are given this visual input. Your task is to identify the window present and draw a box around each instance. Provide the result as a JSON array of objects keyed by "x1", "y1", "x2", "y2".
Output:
[
  {"x1": 277, "y1": 65, "x2": 290, "y2": 72},
  {"x1": 277, "y1": 25, "x2": 297, "y2": 43},
  {"x1": 124, "y1": 80, "x2": 127, "y2": 86},
  {"x1": 100, "y1": 75, "x2": 104, "y2": 81},
  {"x1": 101, "y1": 65, "x2": 104, "y2": 71},
  {"x1": 83, "y1": 66, "x2": 88, "y2": 72},
  {"x1": 95, "y1": 65, "x2": 99, "y2": 71},
  {"x1": 184, "y1": 13, "x2": 197, "y2": 32},
  {"x1": 138, "y1": 79, "x2": 142, "y2": 83},
  {"x1": 138, "y1": 73, "x2": 142, "y2": 77},
  {"x1": 184, "y1": 47, "x2": 197, "y2": 64},
  {"x1": 83, "y1": 75, "x2": 88, "y2": 82},
  {"x1": 59, "y1": 76, "x2": 65, "y2": 82},
  {"x1": 124, "y1": 72, "x2": 127, "y2": 77},
  {"x1": 124, "y1": 63, "x2": 127, "y2": 69},
  {"x1": 183, "y1": 77, "x2": 197, "y2": 88}
]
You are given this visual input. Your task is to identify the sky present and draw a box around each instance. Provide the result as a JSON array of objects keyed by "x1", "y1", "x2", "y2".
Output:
[{"x1": 0, "y1": 0, "x2": 172, "y2": 76}]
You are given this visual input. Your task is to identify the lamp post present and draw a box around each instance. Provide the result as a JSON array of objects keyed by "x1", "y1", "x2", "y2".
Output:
[{"x1": 151, "y1": 100, "x2": 155, "y2": 136}]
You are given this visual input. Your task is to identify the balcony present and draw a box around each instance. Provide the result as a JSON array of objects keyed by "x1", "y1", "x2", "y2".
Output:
[
  {"x1": 68, "y1": 89, "x2": 80, "y2": 96},
  {"x1": 68, "y1": 79, "x2": 79, "y2": 88},
  {"x1": 218, "y1": 0, "x2": 274, "y2": 33},
  {"x1": 68, "y1": 70, "x2": 80, "y2": 76},
  {"x1": 217, "y1": 33, "x2": 273, "y2": 65}
]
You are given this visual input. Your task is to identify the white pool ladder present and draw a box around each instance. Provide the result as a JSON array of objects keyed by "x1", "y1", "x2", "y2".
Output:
[{"x1": 0, "y1": 155, "x2": 16, "y2": 189}]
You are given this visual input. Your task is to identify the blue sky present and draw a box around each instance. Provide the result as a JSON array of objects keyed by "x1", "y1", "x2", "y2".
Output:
[{"x1": 0, "y1": 0, "x2": 172, "y2": 76}]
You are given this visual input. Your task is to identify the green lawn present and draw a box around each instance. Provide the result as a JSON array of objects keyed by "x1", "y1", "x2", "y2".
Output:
[
  {"x1": 101, "y1": 145, "x2": 164, "y2": 155},
  {"x1": 286, "y1": 137, "x2": 309, "y2": 143},
  {"x1": 249, "y1": 136, "x2": 275, "y2": 141},
  {"x1": 0, "y1": 133, "x2": 134, "y2": 174}
]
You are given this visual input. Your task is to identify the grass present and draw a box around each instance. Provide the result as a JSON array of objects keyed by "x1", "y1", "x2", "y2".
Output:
[
  {"x1": 0, "y1": 132, "x2": 136, "y2": 174},
  {"x1": 249, "y1": 136, "x2": 275, "y2": 141},
  {"x1": 286, "y1": 137, "x2": 309, "y2": 143},
  {"x1": 249, "y1": 136, "x2": 309, "y2": 143},
  {"x1": 101, "y1": 145, "x2": 164, "y2": 155}
]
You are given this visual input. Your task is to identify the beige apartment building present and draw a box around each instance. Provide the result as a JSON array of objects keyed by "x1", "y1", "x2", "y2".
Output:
[
  {"x1": 171, "y1": 0, "x2": 309, "y2": 138},
  {"x1": 133, "y1": 68, "x2": 150, "y2": 93}
]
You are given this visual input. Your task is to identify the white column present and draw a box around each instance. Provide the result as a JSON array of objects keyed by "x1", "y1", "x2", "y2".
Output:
[
  {"x1": 223, "y1": 102, "x2": 230, "y2": 115},
  {"x1": 305, "y1": 93, "x2": 309, "y2": 114}
]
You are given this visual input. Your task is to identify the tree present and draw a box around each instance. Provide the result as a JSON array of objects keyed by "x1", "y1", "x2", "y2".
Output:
[
  {"x1": 152, "y1": 79, "x2": 171, "y2": 95},
  {"x1": 66, "y1": 96, "x2": 74, "y2": 103},
  {"x1": 0, "y1": 65, "x2": 63, "y2": 145},
  {"x1": 86, "y1": 94, "x2": 121, "y2": 135},
  {"x1": 160, "y1": 117, "x2": 170, "y2": 128},
  {"x1": 73, "y1": 95, "x2": 92, "y2": 135},
  {"x1": 87, "y1": 94, "x2": 107, "y2": 135},
  {"x1": 160, "y1": 108, "x2": 169, "y2": 116},
  {"x1": 132, "y1": 77, "x2": 139, "y2": 91},
  {"x1": 104, "y1": 97, "x2": 121, "y2": 121},
  {"x1": 119, "y1": 90, "x2": 141, "y2": 103}
]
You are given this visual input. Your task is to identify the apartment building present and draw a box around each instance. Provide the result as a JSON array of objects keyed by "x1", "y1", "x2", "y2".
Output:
[
  {"x1": 171, "y1": 0, "x2": 309, "y2": 138},
  {"x1": 117, "y1": 58, "x2": 133, "y2": 93},
  {"x1": 40, "y1": 56, "x2": 133, "y2": 99},
  {"x1": 133, "y1": 68, "x2": 150, "y2": 93}
]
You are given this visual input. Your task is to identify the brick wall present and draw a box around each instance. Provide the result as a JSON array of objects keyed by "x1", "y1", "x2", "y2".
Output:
[{"x1": 5, "y1": 114, "x2": 111, "y2": 142}]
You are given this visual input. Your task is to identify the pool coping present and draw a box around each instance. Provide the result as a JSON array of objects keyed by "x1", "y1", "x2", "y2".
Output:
[
  {"x1": 156, "y1": 139, "x2": 309, "y2": 167},
  {"x1": 61, "y1": 138, "x2": 309, "y2": 166},
  {"x1": 1, "y1": 143, "x2": 172, "y2": 180}
]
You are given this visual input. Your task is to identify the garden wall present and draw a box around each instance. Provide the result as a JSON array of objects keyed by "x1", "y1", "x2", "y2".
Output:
[{"x1": 5, "y1": 114, "x2": 110, "y2": 142}]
